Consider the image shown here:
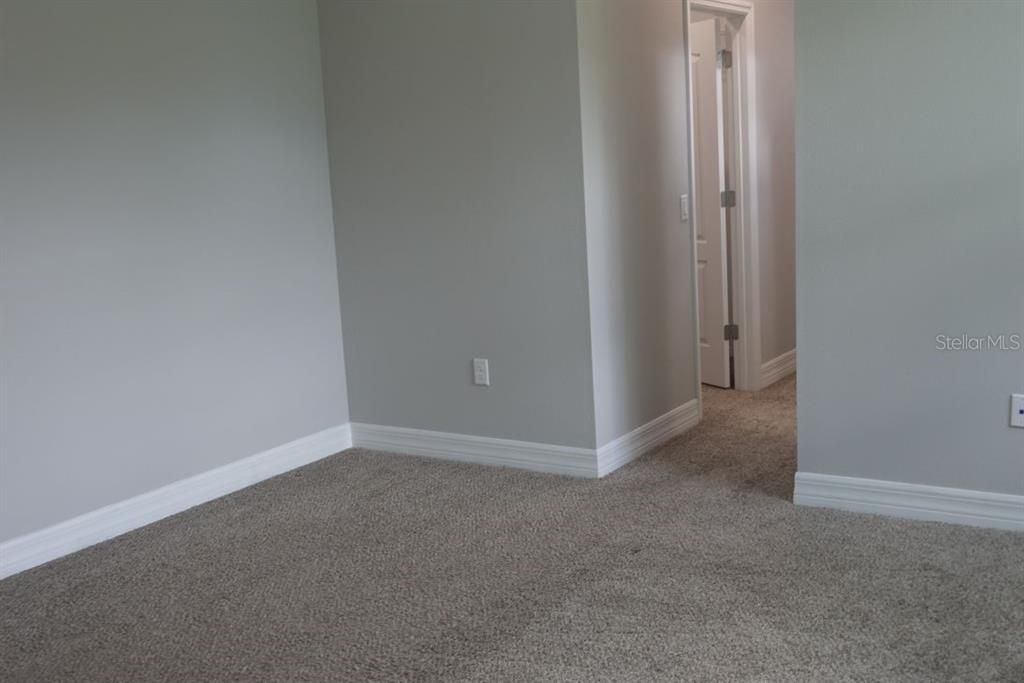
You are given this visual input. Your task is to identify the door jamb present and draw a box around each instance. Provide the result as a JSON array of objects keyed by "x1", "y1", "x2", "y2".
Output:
[{"x1": 684, "y1": 0, "x2": 761, "y2": 411}]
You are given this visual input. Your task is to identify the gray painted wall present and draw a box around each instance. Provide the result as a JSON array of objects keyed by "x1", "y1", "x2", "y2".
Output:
[
  {"x1": 796, "y1": 0, "x2": 1024, "y2": 493},
  {"x1": 318, "y1": 0, "x2": 596, "y2": 448},
  {"x1": 753, "y1": 0, "x2": 796, "y2": 364},
  {"x1": 576, "y1": 0, "x2": 697, "y2": 447},
  {"x1": 0, "y1": 0, "x2": 349, "y2": 541}
]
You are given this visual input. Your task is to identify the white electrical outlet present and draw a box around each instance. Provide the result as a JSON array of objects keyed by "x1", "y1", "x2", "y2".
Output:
[
  {"x1": 679, "y1": 194, "x2": 690, "y2": 222},
  {"x1": 1011, "y1": 394, "x2": 1024, "y2": 429},
  {"x1": 473, "y1": 358, "x2": 490, "y2": 386}
]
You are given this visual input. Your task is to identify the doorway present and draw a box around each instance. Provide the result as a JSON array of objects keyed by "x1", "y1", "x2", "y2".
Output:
[{"x1": 686, "y1": 0, "x2": 762, "y2": 397}]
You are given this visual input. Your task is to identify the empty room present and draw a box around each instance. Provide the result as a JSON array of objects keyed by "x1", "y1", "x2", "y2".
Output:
[{"x1": 1, "y1": 1, "x2": 1021, "y2": 681}]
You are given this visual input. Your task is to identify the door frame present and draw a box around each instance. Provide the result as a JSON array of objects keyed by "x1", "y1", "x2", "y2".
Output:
[{"x1": 684, "y1": 0, "x2": 761, "y2": 410}]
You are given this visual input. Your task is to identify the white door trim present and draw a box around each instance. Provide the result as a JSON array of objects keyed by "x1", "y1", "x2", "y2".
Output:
[{"x1": 685, "y1": 0, "x2": 762, "y2": 398}]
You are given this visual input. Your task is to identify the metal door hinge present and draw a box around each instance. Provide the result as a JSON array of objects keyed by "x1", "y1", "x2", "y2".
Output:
[
  {"x1": 724, "y1": 324, "x2": 739, "y2": 341},
  {"x1": 720, "y1": 190, "x2": 736, "y2": 208},
  {"x1": 719, "y1": 49, "x2": 733, "y2": 69}
]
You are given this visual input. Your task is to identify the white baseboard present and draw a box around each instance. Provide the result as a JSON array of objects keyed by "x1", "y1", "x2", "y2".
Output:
[
  {"x1": 0, "y1": 424, "x2": 352, "y2": 580},
  {"x1": 2, "y1": 408, "x2": 707, "y2": 580},
  {"x1": 350, "y1": 401, "x2": 701, "y2": 480},
  {"x1": 760, "y1": 349, "x2": 795, "y2": 389},
  {"x1": 794, "y1": 472, "x2": 1024, "y2": 531},
  {"x1": 350, "y1": 423, "x2": 598, "y2": 477},
  {"x1": 596, "y1": 399, "x2": 700, "y2": 477}
]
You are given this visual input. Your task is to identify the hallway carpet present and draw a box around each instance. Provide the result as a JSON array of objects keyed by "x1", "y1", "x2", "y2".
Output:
[{"x1": 2, "y1": 376, "x2": 1022, "y2": 681}]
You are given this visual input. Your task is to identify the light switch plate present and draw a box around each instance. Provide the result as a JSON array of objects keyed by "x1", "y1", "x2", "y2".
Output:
[
  {"x1": 1011, "y1": 394, "x2": 1024, "y2": 429},
  {"x1": 473, "y1": 358, "x2": 490, "y2": 386},
  {"x1": 679, "y1": 194, "x2": 690, "y2": 222}
]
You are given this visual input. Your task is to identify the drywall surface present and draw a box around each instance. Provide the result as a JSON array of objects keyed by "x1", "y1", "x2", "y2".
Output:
[
  {"x1": 796, "y1": 0, "x2": 1024, "y2": 493},
  {"x1": 577, "y1": 0, "x2": 697, "y2": 447},
  {"x1": 0, "y1": 0, "x2": 348, "y2": 541},
  {"x1": 318, "y1": 1, "x2": 596, "y2": 448},
  {"x1": 752, "y1": 0, "x2": 796, "y2": 363}
]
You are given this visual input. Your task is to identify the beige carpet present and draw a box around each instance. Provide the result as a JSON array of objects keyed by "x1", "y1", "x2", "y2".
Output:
[{"x1": 2, "y1": 376, "x2": 1023, "y2": 681}]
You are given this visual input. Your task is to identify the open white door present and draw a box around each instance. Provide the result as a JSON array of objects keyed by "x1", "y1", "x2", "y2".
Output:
[{"x1": 691, "y1": 19, "x2": 731, "y2": 388}]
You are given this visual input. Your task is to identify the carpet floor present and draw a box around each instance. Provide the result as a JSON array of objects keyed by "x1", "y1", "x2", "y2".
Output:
[{"x1": 2, "y1": 376, "x2": 1023, "y2": 682}]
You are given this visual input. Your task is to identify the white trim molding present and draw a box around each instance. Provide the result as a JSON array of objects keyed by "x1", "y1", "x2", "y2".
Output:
[
  {"x1": 596, "y1": 399, "x2": 700, "y2": 477},
  {"x1": 692, "y1": 0, "x2": 755, "y2": 14},
  {"x1": 351, "y1": 400, "x2": 701, "y2": 480},
  {"x1": 760, "y1": 349, "x2": 795, "y2": 389},
  {"x1": 350, "y1": 423, "x2": 598, "y2": 478},
  {"x1": 1, "y1": 410, "x2": 707, "y2": 580},
  {"x1": 794, "y1": 472, "x2": 1024, "y2": 531},
  {"x1": 0, "y1": 424, "x2": 353, "y2": 580}
]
